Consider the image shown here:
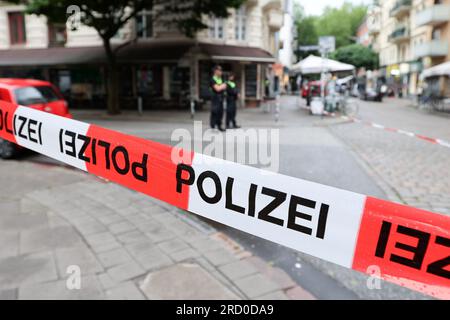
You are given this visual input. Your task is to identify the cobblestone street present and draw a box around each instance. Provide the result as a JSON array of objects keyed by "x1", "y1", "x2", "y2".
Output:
[
  {"x1": 0, "y1": 161, "x2": 312, "y2": 300},
  {"x1": 330, "y1": 120, "x2": 450, "y2": 215}
]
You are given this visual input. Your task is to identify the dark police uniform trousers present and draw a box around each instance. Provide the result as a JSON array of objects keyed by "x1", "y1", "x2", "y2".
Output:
[{"x1": 210, "y1": 76, "x2": 224, "y2": 129}]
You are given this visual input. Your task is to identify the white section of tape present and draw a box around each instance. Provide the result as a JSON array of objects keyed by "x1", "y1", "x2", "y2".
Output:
[
  {"x1": 437, "y1": 139, "x2": 450, "y2": 149},
  {"x1": 188, "y1": 153, "x2": 366, "y2": 268},
  {"x1": 371, "y1": 123, "x2": 385, "y2": 129},
  {"x1": 397, "y1": 129, "x2": 415, "y2": 137},
  {"x1": 13, "y1": 106, "x2": 89, "y2": 171}
]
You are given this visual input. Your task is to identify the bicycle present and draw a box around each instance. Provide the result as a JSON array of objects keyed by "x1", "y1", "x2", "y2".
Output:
[
  {"x1": 339, "y1": 93, "x2": 360, "y2": 117},
  {"x1": 324, "y1": 92, "x2": 360, "y2": 117},
  {"x1": 419, "y1": 94, "x2": 449, "y2": 113}
]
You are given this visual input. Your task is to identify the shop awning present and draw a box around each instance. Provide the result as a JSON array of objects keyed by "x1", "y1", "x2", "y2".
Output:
[
  {"x1": 199, "y1": 43, "x2": 275, "y2": 63},
  {"x1": 420, "y1": 61, "x2": 450, "y2": 79},
  {"x1": 0, "y1": 41, "x2": 275, "y2": 66},
  {"x1": 0, "y1": 41, "x2": 193, "y2": 66},
  {"x1": 0, "y1": 46, "x2": 105, "y2": 66}
]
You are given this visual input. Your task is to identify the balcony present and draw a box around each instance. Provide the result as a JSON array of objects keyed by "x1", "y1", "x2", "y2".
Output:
[
  {"x1": 414, "y1": 40, "x2": 449, "y2": 58},
  {"x1": 390, "y1": 0, "x2": 412, "y2": 19},
  {"x1": 267, "y1": 8, "x2": 283, "y2": 30},
  {"x1": 367, "y1": 5, "x2": 381, "y2": 35},
  {"x1": 262, "y1": 0, "x2": 282, "y2": 10},
  {"x1": 416, "y1": 4, "x2": 450, "y2": 27},
  {"x1": 388, "y1": 26, "x2": 410, "y2": 43}
]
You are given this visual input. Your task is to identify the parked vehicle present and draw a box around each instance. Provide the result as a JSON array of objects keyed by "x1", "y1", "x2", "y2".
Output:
[
  {"x1": 0, "y1": 78, "x2": 72, "y2": 159},
  {"x1": 362, "y1": 88, "x2": 383, "y2": 102},
  {"x1": 301, "y1": 80, "x2": 323, "y2": 106}
]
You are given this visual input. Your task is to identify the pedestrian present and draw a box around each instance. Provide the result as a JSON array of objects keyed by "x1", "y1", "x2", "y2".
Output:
[
  {"x1": 226, "y1": 73, "x2": 240, "y2": 129},
  {"x1": 210, "y1": 65, "x2": 227, "y2": 132}
]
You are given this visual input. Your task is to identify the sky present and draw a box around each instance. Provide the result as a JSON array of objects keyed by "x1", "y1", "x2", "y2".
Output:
[{"x1": 296, "y1": 0, "x2": 372, "y2": 16}]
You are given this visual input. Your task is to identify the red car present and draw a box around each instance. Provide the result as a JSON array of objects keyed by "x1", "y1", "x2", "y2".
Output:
[{"x1": 0, "y1": 78, "x2": 72, "y2": 159}]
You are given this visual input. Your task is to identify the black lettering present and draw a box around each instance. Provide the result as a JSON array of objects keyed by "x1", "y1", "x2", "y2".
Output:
[
  {"x1": 258, "y1": 187, "x2": 286, "y2": 227},
  {"x1": 5, "y1": 112, "x2": 13, "y2": 134},
  {"x1": 91, "y1": 138, "x2": 97, "y2": 165},
  {"x1": 426, "y1": 236, "x2": 450, "y2": 279},
  {"x1": 77, "y1": 134, "x2": 91, "y2": 162},
  {"x1": 98, "y1": 140, "x2": 111, "y2": 169},
  {"x1": 64, "y1": 130, "x2": 77, "y2": 157},
  {"x1": 197, "y1": 171, "x2": 222, "y2": 204},
  {"x1": 13, "y1": 114, "x2": 17, "y2": 134},
  {"x1": 287, "y1": 195, "x2": 315, "y2": 235},
  {"x1": 176, "y1": 164, "x2": 195, "y2": 193},
  {"x1": 225, "y1": 178, "x2": 245, "y2": 214},
  {"x1": 390, "y1": 225, "x2": 430, "y2": 270},
  {"x1": 375, "y1": 221, "x2": 392, "y2": 258},
  {"x1": 59, "y1": 129, "x2": 63, "y2": 153},
  {"x1": 111, "y1": 146, "x2": 130, "y2": 175},
  {"x1": 132, "y1": 154, "x2": 149, "y2": 182},
  {"x1": 248, "y1": 184, "x2": 257, "y2": 217},
  {"x1": 27, "y1": 119, "x2": 38, "y2": 143},
  {"x1": 0, "y1": 109, "x2": 3, "y2": 130},
  {"x1": 17, "y1": 116, "x2": 27, "y2": 139},
  {"x1": 38, "y1": 121, "x2": 42, "y2": 145},
  {"x1": 316, "y1": 204, "x2": 329, "y2": 239}
]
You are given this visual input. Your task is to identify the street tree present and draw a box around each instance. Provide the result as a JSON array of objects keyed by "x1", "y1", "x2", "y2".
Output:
[
  {"x1": 14, "y1": 0, "x2": 244, "y2": 114},
  {"x1": 331, "y1": 44, "x2": 379, "y2": 70},
  {"x1": 314, "y1": 2, "x2": 367, "y2": 48},
  {"x1": 293, "y1": 3, "x2": 319, "y2": 60}
]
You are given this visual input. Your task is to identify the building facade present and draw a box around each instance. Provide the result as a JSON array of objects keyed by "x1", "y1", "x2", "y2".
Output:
[
  {"x1": 0, "y1": 0, "x2": 286, "y2": 110},
  {"x1": 369, "y1": 0, "x2": 450, "y2": 97},
  {"x1": 357, "y1": 18, "x2": 371, "y2": 47},
  {"x1": 276, "y1": 0, "x2": 295, "y2": 93}
]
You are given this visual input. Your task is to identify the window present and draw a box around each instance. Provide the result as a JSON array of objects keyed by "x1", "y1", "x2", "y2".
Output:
[
  {"x1": 209, "y1": 17, "x2": 224, "y2": 39},
  {"x1": 245, "y1": 64, "x2": 257, "y2": 98},
  {"x1": 48, "y1": 23, "x2": 67, "y2": 47},
  {"x1": 235, "y1": 6, "x2": 246, "y2": 41},
  {"x1": 432, "y1": 28, "x2": 441, "y2": 40},
  {"x1": 14, "y1": 86, "x2": 60, "y2": 106},
  {"x1": 8, "y1": 12, "x2": 26, "y2": 45},
  {"x1": 136, "y1": 11, "x2": 153, "y2": 38}
]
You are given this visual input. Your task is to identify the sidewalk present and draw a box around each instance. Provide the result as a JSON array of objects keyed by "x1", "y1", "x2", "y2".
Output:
[{"x1": 0, "y1": 160, "x2": 314, "y2": 300}]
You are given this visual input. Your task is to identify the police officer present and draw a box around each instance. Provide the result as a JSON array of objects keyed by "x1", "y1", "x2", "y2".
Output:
[
  {"x1": 210, "y1": 65, "x2": 227, "y2": 131},
  {"x1": 226, "y1": 73, "x2": 240, "y2": 129}
]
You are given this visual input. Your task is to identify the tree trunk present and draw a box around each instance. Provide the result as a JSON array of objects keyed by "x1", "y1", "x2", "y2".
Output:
[{"x1": 103, "y1": 37, "x2": 120, "y2": 115}]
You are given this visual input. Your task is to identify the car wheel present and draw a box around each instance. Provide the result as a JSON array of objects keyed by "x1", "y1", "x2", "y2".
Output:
[{"x1": 0, "y1": 139, "x2": 17, "y2": 159}]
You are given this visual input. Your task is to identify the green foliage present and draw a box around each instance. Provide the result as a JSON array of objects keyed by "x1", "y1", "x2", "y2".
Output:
[
  {"x1": 293, "y1": 3, "x2": 318, "y2": 60},
  {"x1": 330, "y1": 44, "x2": 379, "y2": 70},
  {"x1": 294, "y1": 1, "x2": 368, "y2": 61},
  {"x1": 314, "y1": 2, "x2": 367, "y2": 48}
]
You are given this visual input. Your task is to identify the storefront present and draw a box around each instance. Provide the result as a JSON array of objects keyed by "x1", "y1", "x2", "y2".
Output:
[{"x1": 0, "y1": 41, "x2": 274, "y2": 111}]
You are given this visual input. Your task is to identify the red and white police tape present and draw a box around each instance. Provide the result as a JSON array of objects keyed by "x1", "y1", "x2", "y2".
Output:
[
  {"x1": 341, "y1": 116, "x2": 450, "y2": 149},
  {"x1": 1, "y1": 101, "x2": 449, "y2": 299}
]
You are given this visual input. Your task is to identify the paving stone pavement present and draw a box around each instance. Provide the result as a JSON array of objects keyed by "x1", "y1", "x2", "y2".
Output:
[
  {"x1": 329, "y1": 122, "x2": 450, "y2": 215},
  {"x1": 0, "y1": 161, "x2": 311, "y2": 300}
]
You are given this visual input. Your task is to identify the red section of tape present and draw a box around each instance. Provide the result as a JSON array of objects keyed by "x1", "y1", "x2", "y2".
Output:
[
  {"x1": 0, "y1": 101, "x2": 17, "y2": 143},
  {"x1": 352, "y1": 197, "x2": 450, "y2": 299},
  {"x1": 416, "y1": 135, "x2": 437, "y2": 144},
  {"x1": 85, "y1": 125, "x2": 193, "y2": 210}
]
